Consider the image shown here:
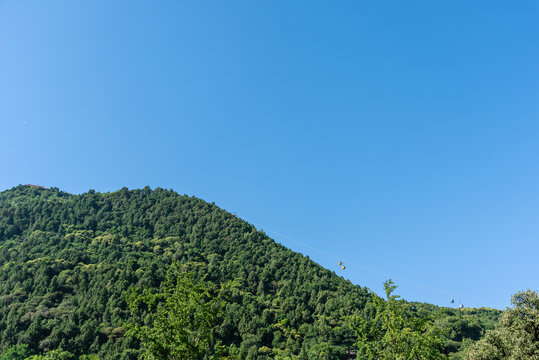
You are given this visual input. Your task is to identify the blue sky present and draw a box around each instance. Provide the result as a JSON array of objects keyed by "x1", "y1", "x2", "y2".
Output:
[{"x1": 1, "y1": 1, "x2": 538, "y2": 309}]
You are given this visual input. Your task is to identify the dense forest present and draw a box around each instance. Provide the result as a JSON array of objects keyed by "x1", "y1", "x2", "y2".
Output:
[{"x1": 0, "y1": 185, "x2": 502, "y2": 359}]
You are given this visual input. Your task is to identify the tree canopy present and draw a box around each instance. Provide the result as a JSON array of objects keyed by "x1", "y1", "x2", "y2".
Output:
[
  {"x1": 350, "y1": 280, "x2": 445, "y2": 360},
  {"x1": 0, "y1": 185, "x2": 500, "y2": 359},
  {"x1": 125, "y1": 264, "x2": 237, "y2": 359},
  {"x1": 467, "y1": 289, "x2": 539, "y2": 360}
]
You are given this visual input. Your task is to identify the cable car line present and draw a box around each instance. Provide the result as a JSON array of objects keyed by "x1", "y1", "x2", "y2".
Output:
[{"x1": 252, "y1": 222, "x2": 461, "y2": 305}]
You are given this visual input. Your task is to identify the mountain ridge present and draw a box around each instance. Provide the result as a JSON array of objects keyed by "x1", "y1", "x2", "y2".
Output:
[{"x1": 0, "y1": 185, "x2": 499, "y2": 359}]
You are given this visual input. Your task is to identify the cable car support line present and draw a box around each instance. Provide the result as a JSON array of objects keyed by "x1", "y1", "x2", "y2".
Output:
[{"x1": 253, "y1": 222, "x2": 461, "y2": 302}]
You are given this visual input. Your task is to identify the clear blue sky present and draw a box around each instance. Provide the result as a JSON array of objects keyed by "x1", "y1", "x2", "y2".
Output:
[{"x1": 1, "y1": 1, "x2": 538, "y2": 309}]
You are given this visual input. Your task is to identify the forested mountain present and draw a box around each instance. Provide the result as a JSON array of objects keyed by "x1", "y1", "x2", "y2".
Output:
[{"x1": 0, "y1": 185, "x2": 499, "y2": 359}]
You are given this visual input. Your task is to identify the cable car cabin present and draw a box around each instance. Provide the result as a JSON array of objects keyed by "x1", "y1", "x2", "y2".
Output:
[
  {"x1": 338, "y1": 261, "x2": 342, "y2": 266},
  {"x1": 342, "y1": 265, "x2": 346, "y2": 270}
]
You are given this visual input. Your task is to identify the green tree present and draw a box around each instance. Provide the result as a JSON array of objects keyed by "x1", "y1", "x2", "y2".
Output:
[
  {"x1": 24, "y1": 348, "x2": 76, "y2": 360},
  {"x1": 124, "y1": 265, "x2": 235, "y2": 360},
  {"x1": 0, "y1": 344, "x2": 34, "y2": 360},
  {"x1": 466, "y1": 289, "x2": 539, "y2": 360},
  {"x1": 350, "y1": 280, "x2": 445, "y2": 360}
]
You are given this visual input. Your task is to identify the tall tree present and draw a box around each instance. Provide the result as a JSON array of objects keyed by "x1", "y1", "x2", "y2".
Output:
[
  {"x1": 349, "y1": 280, "x2": 445, "y2": 360},
  {"x1": 124, "y1": 264, "x2": 236, "y2": 360}
]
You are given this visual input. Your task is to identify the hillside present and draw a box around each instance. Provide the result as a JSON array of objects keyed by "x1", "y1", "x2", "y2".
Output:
[{"x1": 0, "y1": 186, "x2": 500, "y2": 359}]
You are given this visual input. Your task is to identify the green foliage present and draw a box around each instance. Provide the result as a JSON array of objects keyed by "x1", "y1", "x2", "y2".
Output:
[
  {"x1": 0, "y1": 185, "x2": 501, "y2": 359},
  {"x1": 24, "y1": 348, "x2": 76, "y2": 359},
  {"x1": 466, "y1": 289, "x2": 539, "y2": 360},
  {"x1": 0, "y1": 344, "x2": 34, "y2": 360},
  {"x1": 350, "y1": 280, "x2": 446, "y2": 359},
  {"x1": 411, "y1": 303, "x2": 500, "y2": 357},
  {"x1": 125, "y1": 265, "x2": 234, "y2": 359},
  {"x1": 0, "y1": 186, "x2": 369, "y2": 358}
]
